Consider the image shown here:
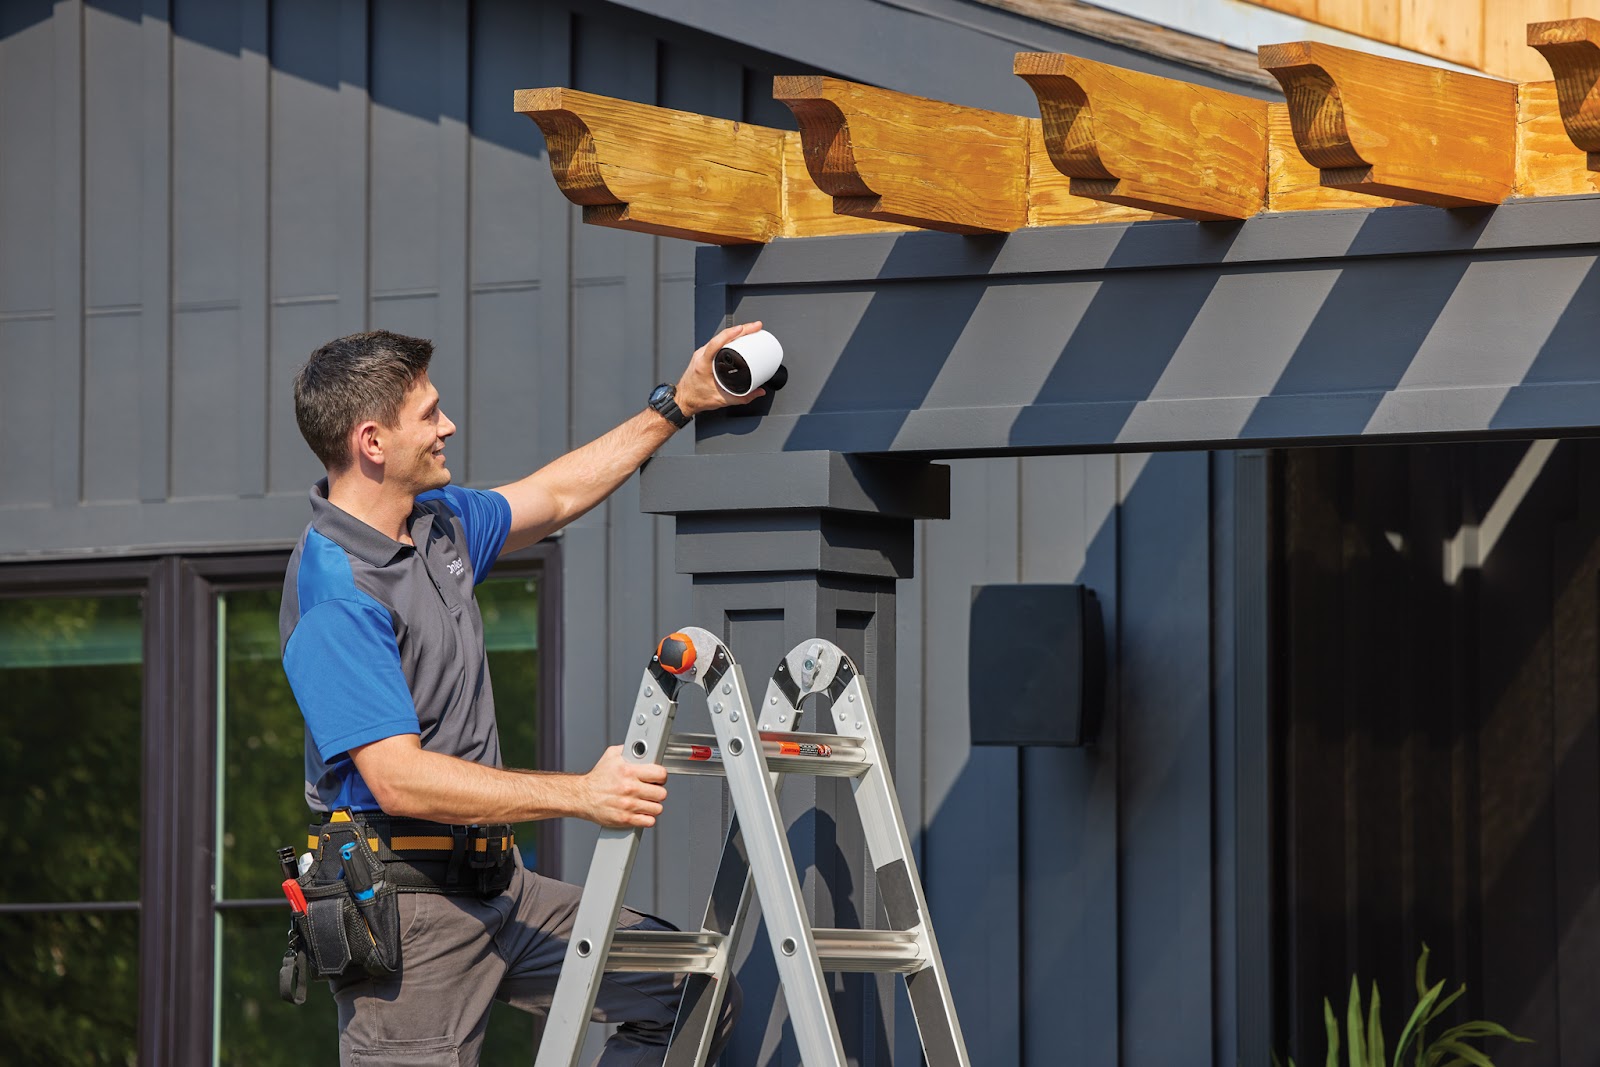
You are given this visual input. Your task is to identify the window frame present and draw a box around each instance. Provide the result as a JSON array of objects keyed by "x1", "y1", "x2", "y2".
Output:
[{"x1": 0, "y1": 540, "x2": 562, "y2": 1063}]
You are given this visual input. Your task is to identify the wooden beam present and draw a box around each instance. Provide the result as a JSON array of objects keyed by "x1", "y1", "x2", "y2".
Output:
[
  {"x1": 1025, "y1": 119, "x2": 1171, "y2": 225},
  {"x1": 1529, "y1": 17, "x2": 1600, "y2": 169},
  {"x1": 778, "y1": 134, "x2": 916, "y2": 238},
  {"x1": 1516, "y1": 81, "x2": 1600, "y2": 196},
  {"x1": 1258, "y1": 41, "x2": 1517, "y2": 208},
  {"x1": 514, "y1": 87, "x2": 779, "y2": 244},
  {"x1": 1265, "y1": 103, "x2": 1399, "y2": 212},
  {"x1": 1015, "y1": 52, "x2": 1268, "y2": 221},
  {"x1": 772, "y1": 75, "x2": 1028, "y2": 234}
]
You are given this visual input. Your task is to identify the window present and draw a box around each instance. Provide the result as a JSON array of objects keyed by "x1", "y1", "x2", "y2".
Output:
[
  {"x1": 206, "y1": 552, "x2": 557, "y2": 1064},
  {"x1": 0, "y1": 583, "x2": 147, "y2": 1066},
  {"x1": 0, "y1": 546, "x2": 558, "y2": 1063}
]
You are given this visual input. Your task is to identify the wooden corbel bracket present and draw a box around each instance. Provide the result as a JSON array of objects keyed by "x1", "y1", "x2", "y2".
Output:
[
  {"x1": 1529, "y1": 18, "x2": 1600, "y2": 170},
  {"x1": 772, "y1": 75, "x2": 1028, "y2": 234},
  {"x1": 515, "y1": 87, "x2": 788, "y2": 245},
  {"x1": 1258, "y1": 42, "x2": 1516, "y2": 208},
  {"x1": 1015, "y1": 53, "x2": 1268, "y2": 221}
]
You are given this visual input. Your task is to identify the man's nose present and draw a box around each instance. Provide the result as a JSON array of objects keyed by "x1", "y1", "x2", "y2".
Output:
[{"x1": 440, "y1": 412, "x2": 457, "y2": 438}]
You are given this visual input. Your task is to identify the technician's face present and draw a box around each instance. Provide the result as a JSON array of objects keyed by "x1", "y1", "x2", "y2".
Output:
[{"x1": 391, "y1": 372, "x2": 456, "y2": 493}]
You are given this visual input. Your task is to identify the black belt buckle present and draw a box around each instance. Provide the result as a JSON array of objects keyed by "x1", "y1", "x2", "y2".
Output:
[{"x1": 469, "y1": 824, "x2": 506, "y2": 870}]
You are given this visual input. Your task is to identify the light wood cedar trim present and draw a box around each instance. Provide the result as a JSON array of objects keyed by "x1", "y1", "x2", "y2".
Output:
[
  {"x1": 1516, "y1": 81, "x2": 1600, "y2": 197},
  {"x1": 1016, "y1": 52, "x2": 1269, "y2": 221},
  {"x1": 513, "y1": 87, "x2": 899, "y2": 244},
  {"x1": 1529, "y1": 18, "x2": 1600, "y2": 168},
  {"x1": 1259, "y1": 41, "x2": 1517, "y2": 208},
  {"x1": 1239, "y1": 0, "x2": 1568, "y2": 83},
  {"x1": 515, "y1": 87, "x2": 781, "y2": 244},
  {"x1": 773, "y1": 75, "x2": 1030, "y2": 234}
]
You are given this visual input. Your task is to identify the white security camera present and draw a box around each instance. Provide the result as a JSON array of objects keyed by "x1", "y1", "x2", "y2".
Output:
[{"x1": 713, "y1": 329, "x2": 787, "y2": 396}]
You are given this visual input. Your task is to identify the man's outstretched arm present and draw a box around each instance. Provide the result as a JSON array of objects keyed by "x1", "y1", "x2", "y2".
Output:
[
  {"x1": 494, "y1": 321, "x2": 764, "y2": 554},
  {"x1": 349, "y1": 734, "x2": 667, "y2": 828}
]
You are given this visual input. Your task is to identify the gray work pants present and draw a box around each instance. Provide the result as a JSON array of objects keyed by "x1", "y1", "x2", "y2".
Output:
[{"x1": 333, "y1": 864, "x2": 738, "y2": 1066}]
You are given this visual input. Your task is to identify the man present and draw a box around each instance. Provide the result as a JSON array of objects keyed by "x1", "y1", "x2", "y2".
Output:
[{"x1": 278, "y1": 322, "x2": 763, "y2": 1065}]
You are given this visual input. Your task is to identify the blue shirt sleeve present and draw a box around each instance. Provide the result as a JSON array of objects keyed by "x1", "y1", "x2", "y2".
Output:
[
  {"x1": 419, "y1": 485, "x2": 513, "y2": 584},
  {"x1": 282, "y1": 596, "x2": 420, "y2": 762}
]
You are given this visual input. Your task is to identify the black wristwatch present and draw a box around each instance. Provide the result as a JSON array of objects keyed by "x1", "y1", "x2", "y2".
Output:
[{"x1": 647, "y1": 383, "x2": 691, "y2": 429}]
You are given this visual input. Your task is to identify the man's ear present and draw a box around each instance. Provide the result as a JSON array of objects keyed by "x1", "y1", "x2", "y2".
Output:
[{"x1": 351, "y1": 420, "x2": 385, "y2": 466}]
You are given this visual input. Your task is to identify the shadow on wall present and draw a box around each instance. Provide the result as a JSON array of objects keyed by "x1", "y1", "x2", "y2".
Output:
[
  {"x1": 34, "y1": 0, "x2": 808, "y2": 161},
  {"x1": 695, "y1": 204, "x2": 1594, "y2": 458}
]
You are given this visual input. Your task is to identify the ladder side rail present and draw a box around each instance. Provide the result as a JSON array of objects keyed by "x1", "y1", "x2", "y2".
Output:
[
  {"x1": 666, "y1": 673, "x2": 803, "y2": 1066},
  {"x1": 836, "y1": 657, "x2": 973, "y2": 1067},
  {"x1": 532, "y1": 662, "x2": 682, "y2": 1067},
  {"x1": 710, "y1": 658, "x2": 850, "y2": 1067}
]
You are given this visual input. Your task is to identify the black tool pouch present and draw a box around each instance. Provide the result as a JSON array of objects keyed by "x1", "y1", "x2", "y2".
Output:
[{"x1": 278, "y1": 820, "x2": 403, "y2": 1001}]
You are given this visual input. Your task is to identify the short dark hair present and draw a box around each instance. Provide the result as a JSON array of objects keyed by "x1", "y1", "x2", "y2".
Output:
[{"x1": 293, "y1": 330, "x2": 434, "y2": 470}]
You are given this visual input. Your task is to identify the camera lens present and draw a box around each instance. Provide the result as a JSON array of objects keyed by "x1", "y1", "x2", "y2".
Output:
[{"x1": 714, "y1": 349, "x2": 753, "y2": 394}]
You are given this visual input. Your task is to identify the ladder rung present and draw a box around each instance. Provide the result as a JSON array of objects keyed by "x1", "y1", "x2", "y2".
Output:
[
  {"x1": 812, "y1": 929, "x2": 926, "y2": 973},
  {"x1": 662, "y1": 731, "x2": 871, "y2": 779},
  {"x1": 605, "y1": 930, "x2": 727, "y2": 974}
]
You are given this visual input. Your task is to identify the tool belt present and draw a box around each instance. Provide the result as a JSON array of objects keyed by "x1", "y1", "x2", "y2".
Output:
[{"x1": 277, "y1": 809, "x2": 517, "y2": 1004}]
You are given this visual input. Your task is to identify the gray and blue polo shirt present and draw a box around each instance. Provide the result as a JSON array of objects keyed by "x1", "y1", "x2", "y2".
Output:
[{"x1": 280, "y1": 480, "x2": 513, "y2": 813}]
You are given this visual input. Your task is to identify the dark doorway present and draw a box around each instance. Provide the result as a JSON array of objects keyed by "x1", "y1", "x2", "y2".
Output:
[{"x1": 1275, "y1": 440, "x2": 1600, "y2": 1066}]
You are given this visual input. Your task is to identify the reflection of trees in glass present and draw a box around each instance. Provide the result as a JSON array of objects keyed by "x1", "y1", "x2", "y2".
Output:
[
  {"x1": 1, "y1": 596, "x2": 143, "y2": 903},
  {"x1": 478, "y1": 574, "x2": 545, "y2": 1061},
  {"x1": 217, "y1": 575, "x2": 545, "y2": 1065},
  {"x1": 0, "y1": 913, "x2": 140, "y2": 1066},
  {"x1": 0, "y1": 595, "x2": 143, "y2": 1064},
  {"x1": 217, "y1": 587, "x2": 330, "y2": 1065},
  {"x1": 217, "y1": 910, "x2": 336, "y2": 1067},
  {"x1": 220, "y1": 589, "x2": 308, "y2": 902}
]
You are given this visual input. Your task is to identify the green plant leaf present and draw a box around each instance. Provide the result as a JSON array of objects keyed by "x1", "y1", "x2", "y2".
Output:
[
  {"x1": 1436, "y1": 1021, "x2": 1532, "y2": 1045},
  {"x1": 1420, "y1": 983, "x2": 1468, "y2": 1054},
  {"x1": 1414, "y1": 944, "x2": 1432, "y2": 999},
  {"x1": 1434, "y1": 1040, "x2": 1493, "y2": 1067},
  {"x1": 1368, "y1": 981, "x2": 1386, "y2": 1067},
  {"x1": 1325, "y1": 998, "x2": 1341, "y2": 1067},
  {"x1": 1348, "y1": 977, "x2": 1369, "y2": 1067},
  {"x1": 1395, "y1": 979, "x2": 1444, "y2": 1067}
]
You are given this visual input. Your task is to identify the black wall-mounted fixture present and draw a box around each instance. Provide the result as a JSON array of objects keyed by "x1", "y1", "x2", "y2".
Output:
[{"x1": 968, "y1": 583, "x2": 1105, "y2": 747}]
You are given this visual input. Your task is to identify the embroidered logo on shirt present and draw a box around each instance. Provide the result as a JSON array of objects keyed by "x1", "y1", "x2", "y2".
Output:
[{"x1": 447, "y1": 557, "x2": 465, "y2": 576}]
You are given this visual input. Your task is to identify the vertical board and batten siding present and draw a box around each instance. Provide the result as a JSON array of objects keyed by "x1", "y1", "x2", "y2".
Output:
[
  {"x1": 5, "y1": 2, "x2": 1253, "y2": 1063},
  {"x1": 904, "y1": 452, "x2": 1233, "y2": 1064},
  {"x1": 0, "y1": 0, "x2": 810, "y2": 929}
]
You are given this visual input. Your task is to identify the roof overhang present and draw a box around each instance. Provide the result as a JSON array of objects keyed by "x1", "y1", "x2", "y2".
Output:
[
  {"x1": 692, "y1": 193, "x2": 1600, "y2": 455},
  {"x1": 521, "y1": 17, "x2": 1600, "y2": 457}
]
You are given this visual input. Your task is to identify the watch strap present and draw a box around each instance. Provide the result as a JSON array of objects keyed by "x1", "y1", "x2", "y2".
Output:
[{"x1": 649, "y1": 384, "x2": 691, "y2": 429}]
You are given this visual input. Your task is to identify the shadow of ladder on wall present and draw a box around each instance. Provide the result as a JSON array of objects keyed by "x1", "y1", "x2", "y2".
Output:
[{"x1": 531, "y1": 627, "x2": 971, "y2": 1067}]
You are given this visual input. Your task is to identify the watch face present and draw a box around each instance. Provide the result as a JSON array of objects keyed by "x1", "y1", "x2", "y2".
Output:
[{"x1": 649, "y1": 384, "x2": 674, "y2": 407}]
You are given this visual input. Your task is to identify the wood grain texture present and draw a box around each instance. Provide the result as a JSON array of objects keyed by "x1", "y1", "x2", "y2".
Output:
[
  {"x1": 1024, "y1": 119, "x2": 1168, "y2": 226},
  {"x1": 1244, "y1": 0, "x2": 1567, "y2": 81},
  {"x1": 779, "y1": 132, "x2": 912, "y2": 237},
  {"x1": 1016, "y1": 52, "x2": 1268, "y2": 220},
  {"x1": 1260, "y1": 41, "x2": 1517, "y2": 207},
  {"x1": 1397, "y1": 0, "x2": 1484, "y2": 71},
  {"x1": 1529, "y1": 17, "x2": 1600, "y2": 168},
  {"x1": 773, "y1": 75, "x2": 1028, "y2": 234},
  {"x1": 1265, "y1": 102, "x2": 1399, "y2": 211},
  {"x1": 1486, "y1": 0, "x2": 1570, "y2": 82},
  {"x1": 515, "y1": 86, "x2": 785, "y2": 244},
  {"x1": 1516, "y1": 81, "x2": 1600, "y2": 196}
]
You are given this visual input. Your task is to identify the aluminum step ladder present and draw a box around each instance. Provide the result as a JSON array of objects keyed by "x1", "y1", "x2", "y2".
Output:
[{"x1": 532, "y1": 627, "x2": 969, "y2": 1067}]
